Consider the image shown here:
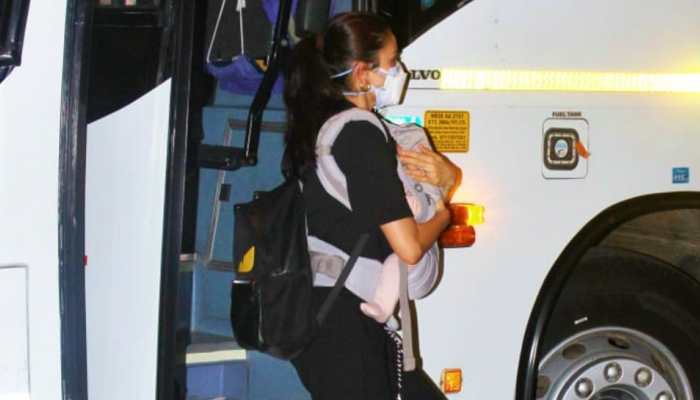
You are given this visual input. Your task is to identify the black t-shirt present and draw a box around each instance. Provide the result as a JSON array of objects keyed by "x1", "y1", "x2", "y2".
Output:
[{"x1": 304, "y1": 117, "x2": 413, "y2": 262}]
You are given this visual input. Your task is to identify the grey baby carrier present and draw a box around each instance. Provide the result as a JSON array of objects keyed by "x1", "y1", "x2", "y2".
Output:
[{"x1": 310, "y1": 108, "x2": 441, "y2": 371}]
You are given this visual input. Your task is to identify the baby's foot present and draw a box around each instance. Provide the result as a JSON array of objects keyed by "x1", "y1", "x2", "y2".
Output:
[{"x1": 360, "y1": 302, "x2": 391, "y2": 323}]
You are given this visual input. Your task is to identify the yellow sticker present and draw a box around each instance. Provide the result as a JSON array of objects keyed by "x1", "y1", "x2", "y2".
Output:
[
  {"x1": 238, "y1": 246, "x2": 255, "y2": 273},
  {"x1": 424, "y1": 110, "x2": 470, "y2": 153}
]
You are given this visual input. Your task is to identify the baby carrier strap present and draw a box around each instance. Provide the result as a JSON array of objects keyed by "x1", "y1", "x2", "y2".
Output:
[{"x1": 314, "y1": 108, "x2": 387, "y2": 210}]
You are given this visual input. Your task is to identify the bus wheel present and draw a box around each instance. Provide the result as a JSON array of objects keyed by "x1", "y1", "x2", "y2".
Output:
[{"x1": 536, "y1": 246, "x2": 700, "y2": 400}]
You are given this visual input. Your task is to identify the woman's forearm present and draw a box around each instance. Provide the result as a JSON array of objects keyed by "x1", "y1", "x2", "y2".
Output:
[
  {"x1": 381, "y1": 206, "x2": 450, "y2": 265},
  {"x1": 416, "y1": 207, "x2": 451, "y2": 253}
]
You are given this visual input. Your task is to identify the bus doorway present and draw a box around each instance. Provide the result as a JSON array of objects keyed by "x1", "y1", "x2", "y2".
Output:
[
  {"x1": 82, "y1": 1, "x2": 186, "y2": 399},
  {"x1": 83, "y1": 0, "x2": 341, "y2": 399}
]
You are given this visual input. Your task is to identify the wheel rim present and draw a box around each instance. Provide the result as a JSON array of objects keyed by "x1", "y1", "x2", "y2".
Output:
[{"x1": 537, "y1": 327, "x2": 693, "y2": 400}]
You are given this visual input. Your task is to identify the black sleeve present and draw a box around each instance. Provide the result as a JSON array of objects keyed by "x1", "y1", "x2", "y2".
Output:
[{"x1": 332, "y1": 120, "x2": 413, "y2": 228}]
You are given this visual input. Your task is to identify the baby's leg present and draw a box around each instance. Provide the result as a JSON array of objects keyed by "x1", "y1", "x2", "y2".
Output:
[{"x1": 360, "y1": 253, "x2": 400, "y2": 323}]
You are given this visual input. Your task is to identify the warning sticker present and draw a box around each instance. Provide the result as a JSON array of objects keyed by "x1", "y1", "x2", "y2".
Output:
[{"x1": 424, "y1": 110, "x2": 470, "y2": 153}]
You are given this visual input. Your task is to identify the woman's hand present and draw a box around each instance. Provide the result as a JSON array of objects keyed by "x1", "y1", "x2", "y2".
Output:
[{"x1": 397, "y1": 145, "x2": 462, "y2": 200}]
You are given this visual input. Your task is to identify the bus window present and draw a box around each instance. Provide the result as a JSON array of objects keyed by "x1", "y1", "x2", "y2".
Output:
[
  {"x1": 0, "y1": 0, "x2": 30, "y2": 84},
  {"x1": 377, "y1": 0, "x2": 471, "y2": 48},
  {"x1": 87, "y1": 0, "x2": 170, "y2": 122}
]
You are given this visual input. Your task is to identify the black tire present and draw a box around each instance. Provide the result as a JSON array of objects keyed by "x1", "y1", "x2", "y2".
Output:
[{"x1": 540, "y1": 246, "x2": 700, "y2": 398}]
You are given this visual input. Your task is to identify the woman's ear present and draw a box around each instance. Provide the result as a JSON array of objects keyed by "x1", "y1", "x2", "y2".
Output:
[{"x1": 351, "y1": 61, "x2": 372, "y2": 92}]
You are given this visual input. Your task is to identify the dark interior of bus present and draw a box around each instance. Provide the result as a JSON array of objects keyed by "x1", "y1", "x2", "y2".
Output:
[{"x1": 85, "y1": 1, "x2": 466, "y2": 399}]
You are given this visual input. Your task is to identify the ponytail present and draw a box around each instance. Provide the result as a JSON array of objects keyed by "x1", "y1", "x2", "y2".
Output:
[
  {"x1": 283, "y1": 35, "x2": 345, "y2": 177},
  {"x1": 283, "y1": 12, "x2": 390, "y2": 177}
]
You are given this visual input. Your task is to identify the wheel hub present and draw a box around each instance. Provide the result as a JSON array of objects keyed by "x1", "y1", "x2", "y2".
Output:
[
  {"x1": 592, "y1": 387, "x2": 642, "y2": 400},
  {"x1": 537, "y1": 327, "x2": 693, "y2": 400}
]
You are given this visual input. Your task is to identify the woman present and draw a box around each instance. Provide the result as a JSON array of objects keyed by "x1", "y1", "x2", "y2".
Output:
[{"x1": 284, "y1": 12, "x2": 460, "y2": 400}]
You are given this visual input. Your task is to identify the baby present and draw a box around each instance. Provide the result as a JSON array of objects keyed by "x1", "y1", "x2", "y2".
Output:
[{"x1": 359, "y1": 121, "x2": 442, "y2": 325}]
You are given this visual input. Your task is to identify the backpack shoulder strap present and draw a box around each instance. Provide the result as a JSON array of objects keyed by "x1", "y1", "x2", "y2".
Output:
[{"x1": 315, "y1": 108, "x2": 387, "y2": 210}]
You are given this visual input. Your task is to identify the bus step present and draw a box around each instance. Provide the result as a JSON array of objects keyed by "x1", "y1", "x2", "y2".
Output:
[
  {"x1": 186, "y1": 332, "x2": 248, "y2": 400},
  {"x1": 186, "y1": 360, "x2": 248, "y2": 400},
  {"x1": 212, "y1": 89, "x2": 285, "y2": 111}
]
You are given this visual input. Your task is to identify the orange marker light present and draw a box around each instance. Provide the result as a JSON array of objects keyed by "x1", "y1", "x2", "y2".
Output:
[
  {"x1": 450, "y1": 203, "x2": 470, "y2": 225},
  {"x1": 439, "y1": 203, "x2": 484, "y2": 247},
  {"x1": 441, "y1": 368, "x2": 463, "y2": 394},
  {"x1": 465, "y1": 204, "x2": 485, "y2": 226},
  {"x1": 439, "y1": 225, "x2": 475, "y2": 248},
  {"x1": 449, "y1": 203, "x2": 485, "y2": 226}
]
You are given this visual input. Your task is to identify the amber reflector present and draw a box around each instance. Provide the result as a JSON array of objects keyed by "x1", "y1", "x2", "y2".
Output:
[
  {"x1": 450, "y1": 203, "x2": 470, "y2": 225},
  {"x1": 441, "y1": 368, "x2": 463, "y2": 394},
  {"x1": 439, "y1": 225, "x2": 476, "y2": 248}
]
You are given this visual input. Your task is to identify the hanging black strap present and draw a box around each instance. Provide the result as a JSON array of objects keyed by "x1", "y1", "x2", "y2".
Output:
[{"x1": 315, "y1": 233, "x2": 370, "y2": 325}]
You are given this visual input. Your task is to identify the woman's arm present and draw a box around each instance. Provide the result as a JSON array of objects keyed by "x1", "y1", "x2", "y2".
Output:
[
  {"x1": 383, "y1": 146, "x2": 460, "y2": 264},
  {"x1": 380, "y1": 201, "x2": 451, "y2": 265},
  {"x1": 333, "y1": 121, "x2": 453, "y2": 264}
]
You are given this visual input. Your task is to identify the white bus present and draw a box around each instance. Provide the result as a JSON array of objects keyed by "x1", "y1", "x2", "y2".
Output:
[{"x1": 1, "y1": 0, "x2": 699, "y2": 399}]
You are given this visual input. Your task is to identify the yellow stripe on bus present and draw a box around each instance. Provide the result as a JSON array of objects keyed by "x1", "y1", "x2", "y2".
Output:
[{"x1": 439, "y1": 69, "x2": 700, "y2": 93}]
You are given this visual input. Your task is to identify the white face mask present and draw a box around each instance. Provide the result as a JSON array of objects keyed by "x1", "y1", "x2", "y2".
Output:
[
  {"x1": 371, "y1": 63, "x2": 408, "y2": 109},
  {"x1": 333, "y1": 62, "x2": 409, "y2": 109}
]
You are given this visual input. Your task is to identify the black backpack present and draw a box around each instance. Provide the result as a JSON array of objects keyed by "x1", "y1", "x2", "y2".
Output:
[{"x1": 231, "y1": 178, "x2": 368, "y2": 359}]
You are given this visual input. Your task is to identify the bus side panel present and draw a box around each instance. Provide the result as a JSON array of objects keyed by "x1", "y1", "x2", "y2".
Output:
[
  {"x1": 0, "y1": 2, "x2": 68, "y2": 399},
  {"x1": 400, "y1": 95, "x2": 700, "y2": 399},
  {"x1": 85, "y1": 81, "x2": 171, "y2": 400},
  {"x1": 396, "y1": 1, "x2": 700, "y2": 398}
]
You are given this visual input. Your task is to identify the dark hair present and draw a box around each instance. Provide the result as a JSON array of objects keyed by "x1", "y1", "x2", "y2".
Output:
[{"x1": 283, "y1": 12, "x2": 391, "y2": 176}]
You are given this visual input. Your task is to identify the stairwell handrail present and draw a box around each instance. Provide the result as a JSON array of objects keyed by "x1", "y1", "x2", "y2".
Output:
[{"x1": 243, "y1": 0, "x2": 293, "y2": 165}]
